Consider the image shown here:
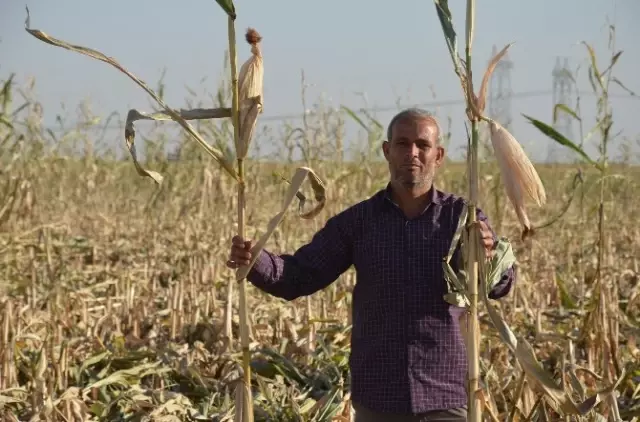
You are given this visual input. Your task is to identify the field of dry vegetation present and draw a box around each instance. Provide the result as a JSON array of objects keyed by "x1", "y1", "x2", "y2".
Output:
[{"x1": 1, "y1": 65, "x2": 639, "y2": 421}]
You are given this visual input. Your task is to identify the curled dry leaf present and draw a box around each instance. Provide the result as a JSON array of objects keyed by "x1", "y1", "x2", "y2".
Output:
[
  {"x1": 124, "y1": 108, "x2": 232, "y2": 184},
  {"x1": 475, "y1": 43, "x2": 514, "y2": 116},
  {"x1": 235, "y1": 167, "x2": 326, "y2": 281},
  {"x1": 23, "y1": 8, "x2": 239, "y2": 183}
]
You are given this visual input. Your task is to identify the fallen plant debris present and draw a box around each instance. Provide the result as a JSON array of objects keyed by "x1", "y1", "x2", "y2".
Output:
[{"x1": 0, "y1": 3, "x2": 638, "y2": 422}]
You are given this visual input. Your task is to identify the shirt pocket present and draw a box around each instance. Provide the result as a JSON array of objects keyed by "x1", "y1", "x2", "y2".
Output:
[{"x1": 411, "y1": 229, "x2": 453, "y2": 300}]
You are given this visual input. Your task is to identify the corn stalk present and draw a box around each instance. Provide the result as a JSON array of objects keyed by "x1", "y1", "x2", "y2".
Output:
[
  {"x1": 216, "y1": 4, "x2": 254, "y2": 420},
  {"x1": 433, "y1": 1, "x2": 481, "y2": 419},
  {"x1": 434, "y1": 2, "x2": 630, "y2": 421}
]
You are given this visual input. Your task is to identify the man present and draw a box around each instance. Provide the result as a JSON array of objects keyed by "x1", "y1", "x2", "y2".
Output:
[{"x1": 226, "y1": 108, "x2": 515, "y2": 421}]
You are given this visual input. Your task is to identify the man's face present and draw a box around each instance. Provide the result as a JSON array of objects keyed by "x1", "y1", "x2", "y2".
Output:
[{"x1": 382, "y1": 116, "x2": 445, "y2": 190}]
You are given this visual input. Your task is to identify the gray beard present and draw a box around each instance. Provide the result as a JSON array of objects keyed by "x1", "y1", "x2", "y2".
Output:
[{"x1": 398, "y1": 171, "x2": 433, "y2": 189}]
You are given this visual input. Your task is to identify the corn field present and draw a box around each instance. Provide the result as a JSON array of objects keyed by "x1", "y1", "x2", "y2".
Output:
[{"x1": 2, "y1": 17, "x2": 640, "y2": 422}]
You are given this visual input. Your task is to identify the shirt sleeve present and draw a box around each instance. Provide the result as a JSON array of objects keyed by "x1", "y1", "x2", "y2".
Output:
[
  {"x1": 451, "y1": 205, "x2": 516, "y2": 300},
  {"x1": 245, "y1": 211, "x2": 354, "y2": 301}
]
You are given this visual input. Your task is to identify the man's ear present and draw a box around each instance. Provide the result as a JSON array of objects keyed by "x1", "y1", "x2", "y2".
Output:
[
  {"x1": 382, "y1": 141, "x2": 390, "y2": 161},
  {"x1": 435, "y1": 145, "x2": 445, "y2": 167}
]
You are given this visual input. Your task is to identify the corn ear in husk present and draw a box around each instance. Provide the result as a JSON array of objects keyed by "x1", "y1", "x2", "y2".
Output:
[
  {"x1": 486, "y1": 118, "x2": 546, "y2": 239},
  {"x1": 468, "y1": 41, "x2": 546, "y2": 240},
  {"x1": 236, "y1": 28, "x2": 264, "y2": 159}
]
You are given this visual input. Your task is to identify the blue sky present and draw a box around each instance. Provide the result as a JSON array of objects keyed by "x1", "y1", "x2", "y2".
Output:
[{"x1": 1, "y1": 0, "x2": 639, "y2": 163}]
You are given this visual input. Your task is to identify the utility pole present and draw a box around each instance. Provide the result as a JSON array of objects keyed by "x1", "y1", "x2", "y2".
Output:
[{"x1": 548, "y1": 57, "x2": 574, "y2": 163}]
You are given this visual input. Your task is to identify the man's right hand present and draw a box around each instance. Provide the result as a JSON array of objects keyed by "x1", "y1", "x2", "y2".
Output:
[{"x1": 226, "y1": 235, "x2": 253, "y2": 270}]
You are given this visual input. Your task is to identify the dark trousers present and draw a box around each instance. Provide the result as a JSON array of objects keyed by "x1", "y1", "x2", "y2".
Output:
[{"x1": 353, "y1": 402, "x2": 467, "y2": 422}]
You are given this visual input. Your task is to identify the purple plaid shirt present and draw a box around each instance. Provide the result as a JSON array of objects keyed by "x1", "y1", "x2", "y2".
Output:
[{"x1": 247, "y1": 185, "x2": 515, "y2": 414}]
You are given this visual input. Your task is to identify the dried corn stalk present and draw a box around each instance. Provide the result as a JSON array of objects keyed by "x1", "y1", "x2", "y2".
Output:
[
  {"x1": 434, "y1": 1, "x2": 560, "y2": 419},
  {"x1": 433, "y1": 2, "x2": 483, "y2": 419},
  {"x1": 437, "y1": 20, "x2": 547, "y2": 240},
  {"x1": 226, "y1": 23, "x2": 264, "y2": 422}
]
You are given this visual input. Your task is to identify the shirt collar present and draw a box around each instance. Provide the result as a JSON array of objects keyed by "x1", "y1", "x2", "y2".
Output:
[{"x1": 381, "y1": 182, "x2": 441, "y2": 211}]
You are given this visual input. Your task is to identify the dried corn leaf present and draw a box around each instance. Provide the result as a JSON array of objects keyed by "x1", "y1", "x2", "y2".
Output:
[
  {"x1": 565, "y1": 364, "x2": 587, "y2": 400},
  {"x1": 124, "y1": 128, "x2": 163, "y2": 184},
  {"x1": 486, "y1": 237, "x2": 517, "y2": 287},
  {"x1": 443, "y1": 209, "x2": 471, "y2": 306},
  {"x1": 81, "y1": 361, "x2": 168, "y2": 399},
  {"x1": 235, "y1": 167, "x2": 326, "y2": 281},
  {"x1": 476, "y1": 43, "x2": 514, "y2": 115},
  {"x1": 125, "y1": 108, "x2": 232, "y2": 183},
  {"x1": 24, "y1": 8, "x2": 239, "y2": 182},
  {"x1": 128, "y1": 108, "x2": 231, "y2": 125},
  {"x1": 442, "y1": 207, "x2": 514, "y2": 307}
]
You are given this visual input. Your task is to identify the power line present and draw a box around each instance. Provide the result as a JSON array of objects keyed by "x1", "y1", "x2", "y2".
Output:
[
  {"x1": 29, "y1": 89, "x2": 639, "y2": 133},
  {"x1": 262, "y1": 90, "x2": 635, "y2": 123}
]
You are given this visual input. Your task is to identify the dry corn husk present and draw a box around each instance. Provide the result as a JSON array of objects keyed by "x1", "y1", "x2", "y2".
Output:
[
  {"x1": 238, "y1": 28, "x2": 263, "y2": 106},
  {"x1": 236, "y1": 28, "x2": 264, "y2": 159},
  {"x1": 467, "y1": 41, "x2": 545, "y2": 240},
  {"x1": 486, "y1": 118, "x2": 546, "y2": 239}
]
